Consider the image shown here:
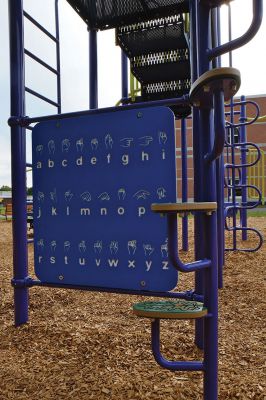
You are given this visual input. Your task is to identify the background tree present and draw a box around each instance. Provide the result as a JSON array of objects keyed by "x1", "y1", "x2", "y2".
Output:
[{"x1": 0, "y1": 185, "x2": 11, "y2": 191}]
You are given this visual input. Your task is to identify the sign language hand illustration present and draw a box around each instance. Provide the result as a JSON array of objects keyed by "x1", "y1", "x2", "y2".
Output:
[
  {"x1": 128, "y1": 240, "x2": 137, "y2": 255},
  {"x1": 159, "y1": 131, "x2": 167, "y2": 144},
  {"x1": 78, "y1": 240, "x2": 86, "y2": 252},
  {"x1": 120, "y1": 137, "x2": 133, "y2": 147},
  {"x1": 161, "y1": 238, "x2": 168, "y2": 257},
  {"x1": 94, "y1": 240, "x2": 103, "y2": 254},
  {"x1": 48, "y1": 140, "x2": 55, "y2": 155},
  {"x1": 80, "y1": 191, "x2": 92, "y2": 202},
  {"x1": 143, "y1": 243, "x2": 154, "y2": 256},
  {"x1": 133, "y1": 189, "x2": 150, "y2": 200},
  {"x1": 37, "y1": 191, "x2": 45, "y2": 202},
  {"x1": 109, "y1": 241, "x2": 119, "y2": 254},
  {"x1": 36, "y1": 144, "x2": 43, "y2": 155},
  {"x1": 118, "y1": 188, "x2": 126, "y2": 200},
  {"x1": 105, "y1": 134, "x2": 113, "y2": 149},
  {"x1": 76, "y1": 138, "x2": 84, "y2": 152},
  {"x1": 157, "y1": 187, "x2": 166, "y2": 199},
  {"x1": 139, "y1": 136, "x2": 153, "y2": 146},
  {"x1": 50, "y1": 188, "x2": 57, "y2": 202},
  {"x1": 37, "y1": 238, "x2": 44, "y2": 250},
  {"x1": 98, "y1": 192, "x2": 110, "y2": 201},
  {"x1": 91, "y1": 138, "x2": 98, "y2": 150},
  {"x1": 65, "y1": 190, "x2": 74, "y2": 202},
  {"x1": 62, "y1": 139, "x2": 70, "y2": 152},
  {"x1": 64, "y1": 241, "x2": 71, "y2": 252},
  {"x1": 50, "y1": 240, "x2": 57, "y2": 251}
]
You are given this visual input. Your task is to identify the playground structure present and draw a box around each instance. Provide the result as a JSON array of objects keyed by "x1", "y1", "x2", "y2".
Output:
[
  {"x1": 224, "y1": 96, "x2": 263, "y2": 252},
  {"x1": 7, "y1": 1, "x2": 263, "y2": 400}
]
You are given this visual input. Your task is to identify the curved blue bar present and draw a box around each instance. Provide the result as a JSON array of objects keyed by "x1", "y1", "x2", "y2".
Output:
[
  {"x1": 204, "y1": 90, "x2": 225, "y2": 163},
  {"x1": 208, "y1": 0, "x2": 263, "y2": 60},
  {"x1": 167, "y1": 215, "x2": 211, "y2": 273},
  {"x1": 151, "y1": 319, "x2": 204, "y2": 371},
  {"x1": 224, "y1": 142, "x2": 261, "y2": 168},
  {"x1": 225, "y1": 100, "x2": 260, "y2": 127},
  {"x1": 225, "y1": 227, "x2": 263, "y2": 252}
]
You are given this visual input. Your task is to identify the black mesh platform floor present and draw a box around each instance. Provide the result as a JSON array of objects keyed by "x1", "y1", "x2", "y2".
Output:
[{"x1": 66, "y1": 0, "x2": 189, "y2": 30}]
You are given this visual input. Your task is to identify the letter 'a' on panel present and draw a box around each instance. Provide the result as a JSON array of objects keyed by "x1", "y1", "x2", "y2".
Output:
[{"x1": 32, "y1": 107, "x2": 178, "y2": 292}]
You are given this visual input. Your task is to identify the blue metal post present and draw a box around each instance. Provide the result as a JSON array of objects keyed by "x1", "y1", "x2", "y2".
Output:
[
  {"x1": 212, "y1": 6, "x2": 224, "y2": 289},
  {"x1": 181, "y1": 118, "x2": 188, "y2": 251},
  {"x1": 121, "y1": 51, "x2": 128, "y2": 100},
  {"x1": 230, "y1": 102, "x2": 237, "y2": 250},
  {"x1": 89, "y1": 30, "x2": 98, "y2": 109},
  {"x1": 8, "y1": 0, "x2": 29, "y2": 326},
  {"x1": 55, "y1": 0, "x2": 62, "y2": 113},
  {"x1": 240, "y1": 95, "x2": 248, "y2": 240},
  {"x1": 198, "y1": 3, "x2": 219, "y2": 399},
  {"x1": 189, "y1": 0, "x2": 205, "y2": 351}
]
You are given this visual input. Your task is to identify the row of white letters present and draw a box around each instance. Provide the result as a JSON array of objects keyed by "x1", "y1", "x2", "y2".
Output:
[
  {"x1": 37, "y1": 255, "x2": 169, "y2": 271},
  {"x1": 36, "y1": 205, "x2": 153, "y2": 218},
  {"x1": 35, "y1": 149, "x2": 167, "y2": 169}
]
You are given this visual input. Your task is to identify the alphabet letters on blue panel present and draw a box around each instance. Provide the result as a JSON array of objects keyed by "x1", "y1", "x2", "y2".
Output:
[{"x1": 32, "y1": 107, "x2": 178, "y2": 291}]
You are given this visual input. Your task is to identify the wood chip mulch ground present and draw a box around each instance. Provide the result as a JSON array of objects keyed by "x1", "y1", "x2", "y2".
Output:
[{"x1": 0, "y1": 218, "x2": 265, "y2": 400}]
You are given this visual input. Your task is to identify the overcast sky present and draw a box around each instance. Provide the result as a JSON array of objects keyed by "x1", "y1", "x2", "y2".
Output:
[{"x1": 0, "y1": 0, "x2": 265, "y2": 187}]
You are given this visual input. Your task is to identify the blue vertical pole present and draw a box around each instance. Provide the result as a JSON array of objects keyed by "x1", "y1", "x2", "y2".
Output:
[
  {"x1": 198, "y1": 3, "x2": 218, "y2": 399},
  {"x1": 228, "y1": 3, "x2": 237, "y2": 249},
  {"x1": 121, "y1": 51, "x2": 128, "y2": 100},
  {"x1": 189, "y1": 0, "x2": 205, "y2": 350},
  {"x1": 55, "y1": 0, "x2": 62, "y2": 114},
  {"x1": 213, "y1": 6, "x2": 224, "y2": 288},
  {"x1": 240, "y1": 95, "x2": 247, "y2": 240},
  {"x1": 181, "y1": 118, "x2": 188, "y2": 251},
  {"x1": 8, "y1": 0, "x2": 29, "y2": 326},
  {"x1": 230, "y1": 103, "x2": 237, "y2": 250},
  {"x1": 89, "y1": 30, "x2": 98, "y2": 109}
]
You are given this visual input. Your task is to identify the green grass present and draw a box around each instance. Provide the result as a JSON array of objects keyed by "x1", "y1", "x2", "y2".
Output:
[{"x1": 247, "y1": 210, "x2": 266, "y2": 217}]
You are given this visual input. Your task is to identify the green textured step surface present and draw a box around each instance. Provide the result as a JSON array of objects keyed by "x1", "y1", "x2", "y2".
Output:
[{"x1": 133, "y1": 300, "x2": 207, "y2": 319}]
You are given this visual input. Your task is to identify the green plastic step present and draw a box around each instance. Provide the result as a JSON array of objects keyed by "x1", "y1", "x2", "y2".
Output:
[{"x1": 133, "y1": 300, "x2": 207, "y2": 319}]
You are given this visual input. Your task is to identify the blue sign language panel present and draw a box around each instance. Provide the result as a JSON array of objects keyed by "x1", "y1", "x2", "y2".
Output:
[{"x1": 32, "y1": 107, "x2": 178, "y2": 291}]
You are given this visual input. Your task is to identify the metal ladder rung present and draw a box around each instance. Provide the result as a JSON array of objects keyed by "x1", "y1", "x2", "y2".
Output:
[
  {"x1": 23, "y1": 11, "x2": 58, "y2": 43},
  {"x1": 24, "y1": 49, "x2": 59, "y2": 76},
  {"x1": 25, "y1": 87, "x2": 59, "y2": 108}
]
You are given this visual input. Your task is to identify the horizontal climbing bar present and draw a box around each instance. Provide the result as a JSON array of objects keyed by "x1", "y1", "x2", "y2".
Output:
[
  {"x1": 23, "y1": 11, "x2": 58, "y2": 43},
  {"x1": 11, "y1": 277, "x2": 204, "y2": 300},
  {"x1": 25, "y1": 87, "x2": 59, "y2": 108},
  {"x1": 24, "y1": 49, "x2": 59, "y2": 75},
  {"x1": 8, "y1": 95, "x2": 190, "y2": 126}
]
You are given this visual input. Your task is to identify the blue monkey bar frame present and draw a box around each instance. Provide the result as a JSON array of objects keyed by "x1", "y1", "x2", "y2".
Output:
[
  {"x1": 8, "y1": 1, "x2": 263, "y2": 399},
  {"x1": 224, "y1": 97, "x2": 263, "y2": 252}
]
